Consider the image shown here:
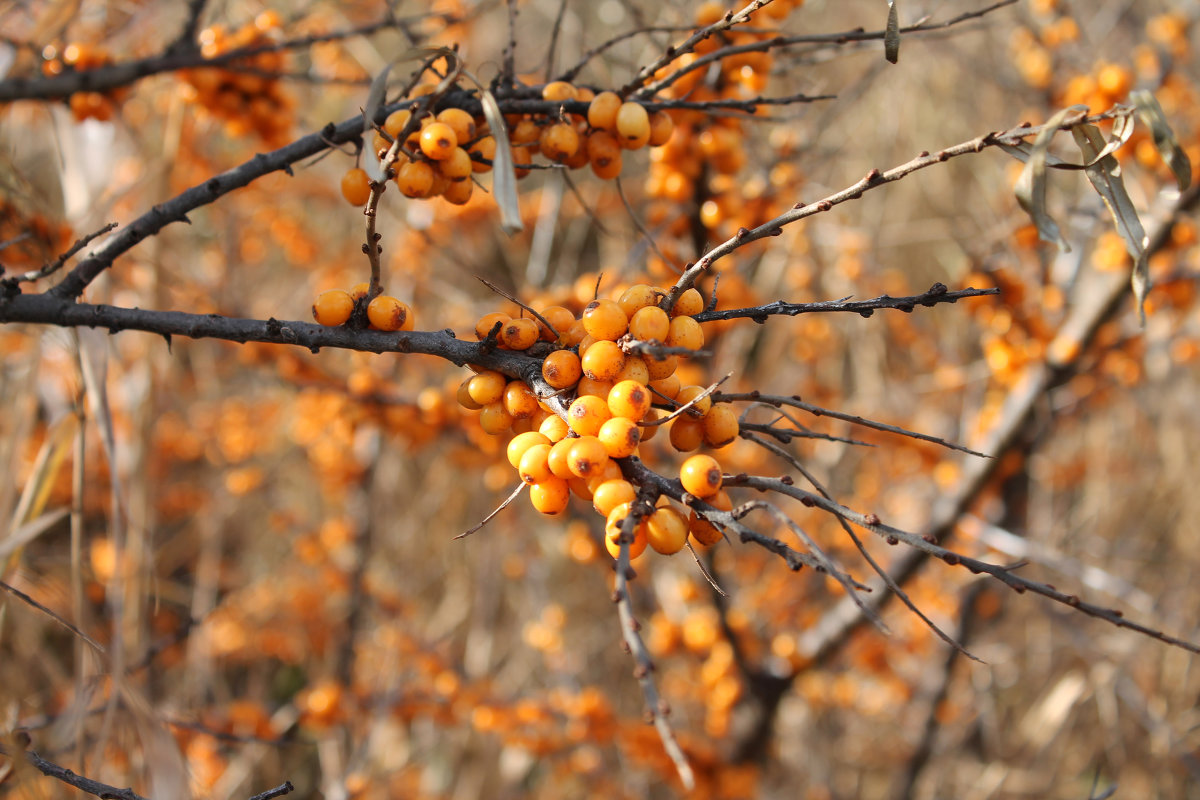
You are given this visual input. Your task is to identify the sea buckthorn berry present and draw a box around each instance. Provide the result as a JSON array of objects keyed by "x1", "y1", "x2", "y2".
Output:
[
  {"x1": 568, "y1": 476, "x2": 594, "y2": 500},
  {"x1": 501, "y1": 317, "x2": 540, "y2": 350},
  {"x1": 582, "y1": 340, "x2": 626, "y2": 381},
  {"x1": 530, "y1": 477, "x2": 570, "y2": 515},
  {"x1": 475, "y1": 312, "x2": 511, "y2": 341},
  {"x1": 676, "y1": 385, "x2": 713, "y2": 418},
  {"x1": 702, "y1": 404, "x2": 740, "y2": 447},
  {"x1": 647, "y1": 506, "x2": 688, "y2": 554},
  {"x1": 666, "y1": 315, "x2": 705, "y2": 351},
  {"x1": 585, "y1": 458, "x2": 624, "y2": 494},
  {"x1": 511, "y1": 145, "x2": 534, "y2": 179},
  {"x1": 619, "y1": 284, "x2": 663, "y2": 319},
  {"x1": 518, "y1": 443, "x2": 554, "y2": 484},
  {"x1": 384, "y1": 109, "x2": 412, "y2": 139},
  {"x1": 437, "y1": 147, "x2": 474, "y2": 181},
  {"x1": 536, "y1": 306, "x2": 575, "y2": 342},
  {"x1": 548, "y1": 438, "x2": 577, "y2": 479},
  {"x1": 615, "y1": 356, "x2": 650, "y2": 385},
  {"x1": 581, "y1": 299, "x2": 628, "y2": 341},
  {"x1": 671, "y1": 287, "x2": 705, "y2": 317},
  {"x1": 539, "y1": 414, "x2": 569, "y2": 443},
  {"x1": 648, "y1": 110, "x2": 675, "y2": 147},
  {"x1": 590, "y1": 149, "x2": 623, "y2": 180},
  {"x1": 615, "y1": 102, "x2": 651, "y2": 149},
  {"x1": 542, "y1": 81, "x2": 577, "y2": 102},
  {"x1": 598, "y1": 416, "x2": 641, "y2": 458},
  {"x1": 503, "y1": 381, "x2": 539, "y2": 419},
  {"x1": 639, "y1": 408, "x2": 661, "y2": 441},
  {"x1": 349, "y1": 282, "x2": 371, "y2": 301},
  {"x1": 680, "y1": 454, "x2": 723, "y2": 498},
  {"x1": 587, "y1": 91, "x2": 622, "y2": 132},
  {"x1": 645, "y1": 353, "x2": 678, "y2": 380},
  {"x1": 576, "y1": 377, "x2": 614, "y2": 399},
  {"x1": 479, "y1": 401, "x2": 514, "y2": 435},
  {"x1": 592, "y1": 479, "x2": 637, "y2": 517},
  {"x1": 507, "y1": 431, "x2": 552, "y2": 468},
  {"x1": 605, "y1": 504, "x2": 648, "y2": 559},
  {"x1": 436, "y1": 108, "x2": 476, "y2": 145},
  {"x1": 511, "y1": 417, "x2": 534, "y2": 435},
  {"x1": 649, "y1": 373, "x2": 681, "y2": 400},
  {"x1": 396, "y1": 160, "x2": 434, "y2": 197},
  {"x1": 562, "y1": 318, "x2": 587, "y2": 347},
  {"x1": 456, "y1": 377, "x2": 483, "y2": 410},
  {"x1": 629, "y1": 305, "x2": 670, "y2": 341},
  {"x1": 540, "y1": 122, "x2": 580, "y2": 162},
  {"x1": 419, "y1": 121, "x2": 458, "y2": 160},
  {"x1": 568, "y1": 395, "x2": 612, "y2": 437},
  {"x1": 366, "y1": 295, "x2": 410, "y2": 331},
  {"x1": 312, "y1": 289, "x2": 355, "y2": 327},
  {"x1": 468, "y1": 370, "x2": 507, "y2": 406},
  {"x1": 669, "y1": 416, "x2": 704, "y2": 452},
  {"x1": 567, "y1": 436, "x2": 610, "y2": 479},
  {"x1": 510, "y1": 118, "x2": 540, "y2": 144},
  {"x1": 542, "y1": 349, "x2": 582, "y2": 389},
  {"x1": 607, "y1": 380, "x2": 652, "y2": 420},
  {"x1": 441, "y1": 178, "x2": 474, "y2": 205},
  {"x1": 689, "y1": 489, "x2": 732, "y2": 546},
  {"x1": 587, "y1": 131, "x2": 622, "y2": 169},
  {"x1": 469, "y1": 136, "x2": 496, "y2": 173},
  {"x1": 341, "y1": 168, "x2": 371, "y2": 206}
]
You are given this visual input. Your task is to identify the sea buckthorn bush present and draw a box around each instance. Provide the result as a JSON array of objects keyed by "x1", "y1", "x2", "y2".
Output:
[{"x1": 1, "y1": 2, "x2": 1199, "y2": 799}]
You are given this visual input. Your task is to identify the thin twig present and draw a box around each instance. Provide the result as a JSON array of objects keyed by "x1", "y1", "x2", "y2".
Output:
[
  {"x1": 456, "y1": 482, "x2": 527, "y2": 539},
  {"x1": 477, "y1": 278, "x2": 560, "y2": 340},
  {"x1": 692, "y1": 284, "x2": 1000, "y2": 322},
  {"x1": 0, "y1": 580, "x2": 106, "y2": 653}
]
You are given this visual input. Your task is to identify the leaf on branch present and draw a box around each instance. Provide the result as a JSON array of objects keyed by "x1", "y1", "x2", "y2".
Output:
[
  {"x1": 1131, "y1": 89, "x2": 1192, "y2": 191},
  {"x1": 885, "y1": 0, "x2": 900, "y2": 64},
  {"x1": 462, "y1": 69, "x2": 524, "y2": 236},
  {"x1": 362, "y1": 64, "x2": 392, "y2": 136},
  {"x1": 1013, "y1": 106, "x2": 1086, "y2": 252},
  {"x1": 1072, "y1": 121, "x2": 1149, "y2": 323}
]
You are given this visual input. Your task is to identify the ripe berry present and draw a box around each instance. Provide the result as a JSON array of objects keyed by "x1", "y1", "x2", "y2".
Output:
[
  {"x1": 500, "y1": 317, "x2": 540, "y2": 350},
  {"x1": 456, "y1": 377, "x2": 482, "y2": 410},
  {"x1": 530, "y1": 477, "x2": 571, "y2": 515},
  {"x1": 507, "y1": 431, "x2": 552, "y2": 468},
  {"x1": 367, "y1": 295, "x2": 410, "y2": 331},
  {"x1": 645, "y1": 353, "x2": 678, "y2": 381},
  {"x1": 598, "y1": 416, "x2": 640, "y2": 458},
  {"x1": 669, "y1": 416, "x2": 704, "y2": 452},
  {"x1": 538, "y1": 414, "x2": 570, "y2": 442},
  {"x1": 648, "y1": 110, "x2": 675, "y2": 147},
  {"x1": 675, "y1": 385, "x2": 713, "y2": 418},
  {"x1": 384, "y1": 109, "x2": 412, "y2": 139},
  {"x1": 479, "y1": 401, "x2": 515, "y2": 435},
  {"x1": 567, "y1": 436, "x2": 610, "y2": 478},
  {"x1": 576, "y1": 376, "x2": 614, "y2": 399},
  {"x1": 547, "y1": 437, "x2": 577, "y2": 479},
  {"x1": 680, "y1": 454, "x2": 723, "y2": 498},
  {"x1": 646, "y1": 506, "x2": 688, "y2": 555},
  {"x1": 567, "y1": 395, "x2": 612, "y2": 437},
  {"x1": 649, "y1": 373, "x2": 681, "y2": 400},
  {"x1": 396, "y1": 160, "x2": 434, "y2": 197},
  {"x1": 341, "y1": 168, "x2": 371, "y2": 206},
  {"x1": 605, "y1": 503, "x2": 648, "y2": 559},
  {"x1": 349, "y1": 282, "x2": 371, "y2": 302},
  {"x1": 469, "y1": 136, "x2": 496, "y2": 173},
  {"x1": 615, "y1": 102, "x2": 651, "y2": 149},
  {"x1": 541, "y1": 81, "x2": 577, "y2": 102},
  {"x1": 441, "y1": 178, "x2": 474, "y2": 205},
  {"x1": 689, "y1": 489, "x2": 732, "y2": 546},
  {"x1": 607, "y1": 380, "x2": 652, "y2": 420},
  {"x1": 512, "y1": 145, "x2": 533, "y2": 179},
  {"x1": 585, "y1": 458, "x2": 624, "y2": 494},
  {"x1": 587, "y1": 131, "x2": 622, "y2": 174},
  {"x1": 468, "y1": 370, "x2": 507, "y2": 406},
  {"x1": 312, "y1": 289, "x2": 354, "y2": 326},
  {"x1": 629, "y1": 305, "x2": 670, "y2": 342},
  {"x1": 475, "y1": 312, "x2": 511, "y2": 341},
  {"x1": 518, "y1": 443, "x2": 555, "y2": 484},
  {"x1": 503, "y1": 381, "x2": 539, "y2": 418},
  {"x1": 437, "y1": 147, "x2": 474, "y2": 181},
  {"x1": 666, "y1": 315, "x2": 705, "y2": 351},
  {"x1": 536, "y1": 306, "x2": 575, "y2": 342},
  {"x1": 419, "y1": 121, "x2": 458, "y2": 160},
  {"x1": 618, "y1": 284, "x2": 661, "y2": 318},
  {"x1": 436, "y1": 107, "x2": 476, "y2": 145},
  {"x1": 702, "y1": 404, "x2": 740, "y2": 447},
  {"x1": 592, "y1": 479, "x2": 636, "y2": 517},
  {"x1": 581, "y1": 340, "x2": 626, "y2": 382},
  {"x1": 540, "y1": 122, "x2": 580, "y2": 162},
  {"x1": 542, "y1": 349, "x2": 582, "y2": 389},
  {"x1": 587, "y1": 91, "x2": 622, "y2": 131},
  {"x1": 614, "y1": 357, "x2": 650, "y2": 385},
  {"x1": 671, "y1": 287, "x2": 705, "y2": 317},
  {"x1": 581, "y1": 299, "x2": 628, "y2": 341}
]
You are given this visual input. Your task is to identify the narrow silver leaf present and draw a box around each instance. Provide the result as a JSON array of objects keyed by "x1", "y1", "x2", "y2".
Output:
[
  {"x1": 885, "y1": 0, "x2": 900, "y2": 64},
  {"x1": 1014, "y1": 106, "x2": 1085, "y2": 252},
  {"x1": 1131, "y1": 89, "x2": 1193, "y2": 191}
]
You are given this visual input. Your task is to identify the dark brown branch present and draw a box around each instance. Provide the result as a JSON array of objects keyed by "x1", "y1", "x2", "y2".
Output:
[{"x1": 692, "y1": 284, "x2": 1000, "y2": 322}]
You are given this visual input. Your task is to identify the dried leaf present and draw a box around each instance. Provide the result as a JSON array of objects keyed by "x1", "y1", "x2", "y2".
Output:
[
  {"x1": 1014, "y1": 106, "x2": 1086, "y2": 252},
  {"x1": 1131, "y1": 89, "x2": 1193, "y2": 191},
  {"x1": 885, "y1": 0, "x2": 900, "y2": 64},
  {"x1": 461, "y1": 69, "x2": 524, "y2": 235},
  {"x1": 1072, "y1": 122, "x2": 1149, "y2": 323},
  {"x1": 362, "y1": 64, "x2": 392, "y2": 135}
]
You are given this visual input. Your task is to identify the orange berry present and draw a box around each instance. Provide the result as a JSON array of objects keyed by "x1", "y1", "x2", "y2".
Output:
[
  {"x1": 436, "y1": 108, "x2": 476, "y2": 145},
  {"x1": 538, "y1": 414, "x2": 570, "y2": 442},
  {"x1": 569, "y1": 476, "x2": 594, "y2": 501},
  {"x1": 702, "y1": 404, "x2": 740, "y2": 447},
  {"x1": 395, "y1": 160, "x2": 434, "y2": 197},
  {"x1": 479, "y1": 401, "x2": 514, "y2": 435},
  {"x1": 437, "y1": 147, "x2": 474, "y2": 181},
  {"x1": 647, "y1": 506, "x2": 688, "y2": 554},
  {"x1": 530, "y1": 477, "x2": 571, "y2": 515},
  {"x1": 475, "y1": 312, "x2": 511, "y2": 341},
  {"x1": 614, "y1": 356, "x2": 650, "y2": 385},
  {"x1": 341, "y1": 168, "x2": 371, "y2": 206},
  {"x1": 349, "y1": 282, "x2": 371, "y2": 301},
  {"x1": 567, "y1": 436, "x2": 610, "y2": 478},
  {"x1": 536, "y1": 306, "x2": 575, "y2": 341},
  {"x1": 542, "y1": 81, "x2": 577, "y2": 102},
  {"x1": 680, "y1": 454, "x2": 723, "y2": 498},
  {"x1": 503, "y1": 380, "x2": 539, "y2": 419},
  {"x1": 669, "y1": 416, "x2": 704, "y2": 452},
  {"x1": 312, "y1": 289, "x2": 354, "y2": 326},
  {"x1": 639, "y1": 408, "x2": 662, "y2": 441},
  {"x1": 510, "y1": 118, "x2": 541, "y2": 144},
  {"x1": 567, "y1": 395, "x2": 612, "y2": 437},
  {"x1": 469, "y1": 136, "x2": 496, "y2": 173},
  {"x1": 511, "y1": 145, "x2": 533, "y2": 179},
  {"x1": 441, "y1": 178, "x2": 474, "y2": 205},
  {"x1": 587, "y1": 91, "x2": 622, "y2": 131},
  {"x1": 384, "y1": 109, "x2": 412, "y2": 139},
  {"x1": 605, "y1": 503, "x2": 648, "y2": 559},
  {"x1": 548, "y1": 437, "x2": 577, "y2": 479},
  {"x1": 518, "y1": 443, "x2": 554, "y2": 484},
  {"x1": 618, "y1": 284, "x2": 662, "y2": 318},
  {"x1": 689, "y1": 489, "x2": 732, "y2": 546},
  {"x1": 581, "y1": 299, "x2": 628, "y2": 341},
  {"x1": 590, "y1": 149, "x2": 623, "y2": 180},
  {"x1": 581, "y1": 340, "x2": 626, "y2": 382},
  {"x1": 576, "y1": 376, "x2": 614, "y2": 399},
  {"x1": 592, "y1": 479, "x2": 637, "y2": 517},
  {"x1": 648, "y1": 110, "x2": 675, "y2": 147},
  {"x1": 507, "y1": 431, "x2": 552, "y2": 468},
  {"x1": 540, "y1": 122, "x2": 580, "y2": 162},
  {"x1": 615, "y1": 102, "x2": 651, "y2": 149},
  {"x1": 468, "y1": 370, "x2": 507, "y2": 406},
  {"x1": 676, "y1": 385, "x2": 713, "y2": 418},
  {"x1": 419, "y1": 121, "x2": 458, "y2": 160},
  {"x1": 671, "y1": 287, "x2": 705, "y2": 317},
  {"x1": 501, "y1": 317, "x2": 540, "y2": 350},
  {"x1": 607, "y1": 380, "x2": 652, "y2": 420},
  {"x1": 366, "y1": 295, "x2": 410, "y2": 331},
  {"x1": 649, "y1": 373, "x2": 681, "y2": 400},
  {"x1": 645, "y1": 353, "x2": 677, "y2": 380},
  {"x1": 585, "y1": 458, "x2": 624, "y2": 493},
  {"x1": 666, "y1": 315, "x2": 704, "y2": 350},
  {"x1": 542, "y1": 349, "x2": 583, "y2": 389},
  {"x1": 456, "y1": 377, "x2": 482, "y2": 410},
  {"x1": 587, "y1": 130, "x2": 622, "y2": 169},
  {"x1": 597, "y1": 416, "x2": 640, "y2": 458},
  {"x1": 629, "y1": 305, "x2": 670, "y2": 341}
]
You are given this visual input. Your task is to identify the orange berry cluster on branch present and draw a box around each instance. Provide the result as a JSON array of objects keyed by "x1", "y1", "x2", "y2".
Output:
[
  {"x1": 312, "y1": 283, "x2": 414, "y2": 331},
  {"x1": 456, "y1": 283, "x2": 741, "y2": 559},
  {"x1": 178, "y1": 12, "x2": 294, "y2": 146},
  {"x1": 41, "y1": 43, "x2": 129, "y2": 122}
]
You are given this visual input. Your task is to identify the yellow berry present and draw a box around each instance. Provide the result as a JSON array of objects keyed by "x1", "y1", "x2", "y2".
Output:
[
  {"x1": 548, "y1": 437, "x2": 577, "y2": 479},
  {"x1": 597, "y1": 416, "x2": 640, "y2": 458},
  {"x1": 581, "y1": 340, "x2": 626, "y2": 382},
  {"x1": 518, "y1": 443, "x2": 555, "y2": 484},
  {"x1": 592, "y1": 479, "x2": 636, "y2": 517},
  {"x1": 538, "y1": 414, "x2": 570, "y2": 442},
  {"x1": 542, "y1": 81, "x2": 577, "y2": 102},
  {"x1": 530, "y1": 477, "x2": 571, "y2": 515},
  {"x1": 341, "y1": 168, "x2": 371, "y2": 206},
  {"x1": 312, "y1": 289, "x2": 354, "y2": 326},
  {"x1": 671, "y1": 287, "x2": 705, "y2": 317},
  {"x1": 507, "y1": 431, "x2": 551, "y2": 468},
  {"x1": 468, "y1": 370, "x2": 507, "y2": 406},
  {"x1": 615, "y1": 102, "x2": 650, "y2": 149},
  {"x1": 606, "y1": 380, "x2": 652, "y2": 420},
  {"x1": 646, "y1": 506, "x2": 688, "y2": 554},
  {"x1": 587, "y1": 91, "x2": 622, "y2": 131},
  {"x1": 680, "y1": 454, "x2": 723, "y2": 498},
  {"x1": 568, "y1": 395, "x2": 613, "y2": 437}
]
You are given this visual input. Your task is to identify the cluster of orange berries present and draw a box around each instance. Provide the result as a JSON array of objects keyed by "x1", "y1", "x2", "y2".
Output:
[
  {"x1": 178, "y1": 12, "x2": 294, "y2": 146},
  {"x1": 312, "y1": 283, "x2": 414, "y2": 332},
  {"x1": 456, "y1": 284, "x2": 739, "y2": 560},
  {"x1": 41, "y1": 43, "x2": 129, "y2": 122},
  {"x1": 339, "y1": 80, "x2": 676, "y2": 208}
]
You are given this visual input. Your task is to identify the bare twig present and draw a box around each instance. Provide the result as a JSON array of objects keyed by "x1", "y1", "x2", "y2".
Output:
[
  {"x1": 10, "y1": 223, "x2": 118, "y2": 284},
  {"x1": 456, "y1": 482, "x2": 528, "y2": 539},
  {"x1": 0, "y1": 580, "x2": 106, "y2": 654},
  {"x1": 477, "y1": 278, "x2": 561, "y2": 340},
  {"x1": 692, "y1": 284, "x2": 1000, "y2": 322}
]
